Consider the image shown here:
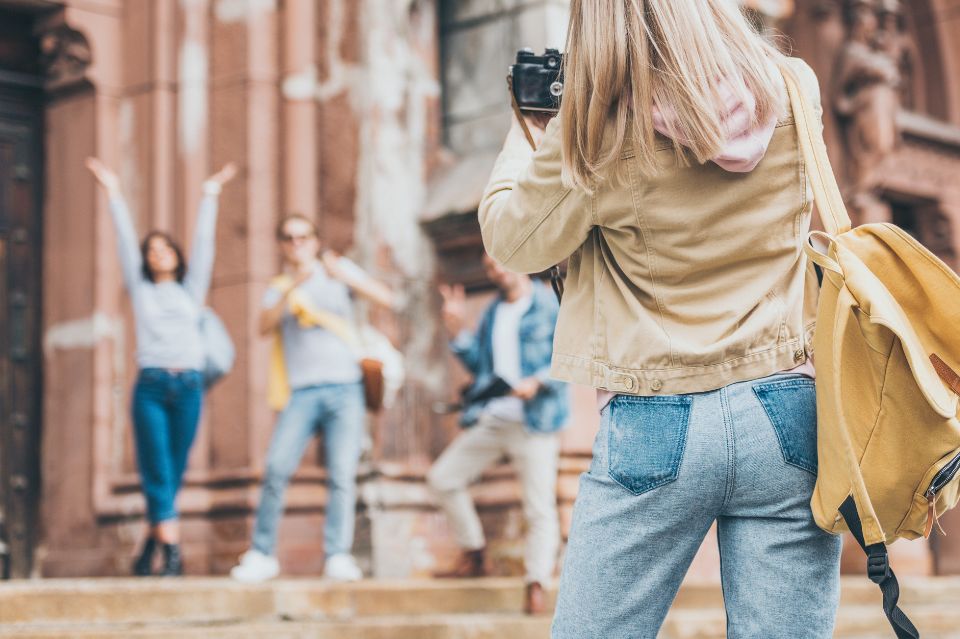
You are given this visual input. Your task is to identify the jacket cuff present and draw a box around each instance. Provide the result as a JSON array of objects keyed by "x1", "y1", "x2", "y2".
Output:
[
  {"x1": 533, "y1": 367, "x2": 553, "y2": 384},
  {"x1": 202, "y1": 180, "x2": 222, "y2": 196}
]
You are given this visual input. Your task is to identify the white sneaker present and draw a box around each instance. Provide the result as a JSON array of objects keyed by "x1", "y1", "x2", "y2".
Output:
[
  {"x1": 324, "y1": 553, "x2": 363, "y2": 582},
  {"x1": 230, "y1": 549, "x2": 280, "y2": 583}
]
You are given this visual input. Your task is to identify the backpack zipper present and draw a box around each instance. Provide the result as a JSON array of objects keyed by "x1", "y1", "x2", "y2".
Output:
[
  {"x1": 929, "y1": 451, "x2": 960, "y2": 496},
  {"x1": 924, "y1": 450, "x2": 960, "y2": 537}
]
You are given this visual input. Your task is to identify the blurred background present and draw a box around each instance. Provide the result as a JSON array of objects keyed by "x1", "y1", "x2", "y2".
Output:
[{"x1": 0, "y1": 0, "x2": 958, "y2": 588}]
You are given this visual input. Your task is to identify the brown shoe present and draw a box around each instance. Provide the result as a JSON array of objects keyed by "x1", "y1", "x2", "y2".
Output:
[
  {"x1": 435, "y1": 548, "x2": 487, "y2": 578},
  {"x1": 524, "y1": 581, "x2": 546, "y2": 615}
]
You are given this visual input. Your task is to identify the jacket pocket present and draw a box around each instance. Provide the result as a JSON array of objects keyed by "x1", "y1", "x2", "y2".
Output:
[
  {"x1": 606, "y1": 395, "x2": 693, "y2": 495},
  {"x1": 753, "y1": 377, "x2": 818, "y2": 475}
]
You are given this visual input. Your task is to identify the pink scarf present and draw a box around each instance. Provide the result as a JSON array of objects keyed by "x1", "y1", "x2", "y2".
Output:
[{"x1": 651, "y1": 81, "x2": 778, "y2": 172}]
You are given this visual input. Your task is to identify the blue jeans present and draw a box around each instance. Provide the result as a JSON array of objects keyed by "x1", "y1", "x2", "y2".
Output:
[
  {"x1": 132, "y1": 368, "x2": 204, "y2": 524},
  {"x1": 252, "y1": 383, "x2": 365, "y2": 558},
  {"x1": 552, "y1": 374, "x2": 841, "y2": 639}
]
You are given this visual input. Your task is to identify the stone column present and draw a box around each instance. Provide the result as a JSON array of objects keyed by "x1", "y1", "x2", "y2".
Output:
[
  {"x1": 203, "y1": 0, "x2": 282, "y2": 574},
  {"x1": 281, "y1": 0, "x2": 318, "y2": 219},
  {"x1": 39, "y1": 2, "x2": 127, "y2": 576}
]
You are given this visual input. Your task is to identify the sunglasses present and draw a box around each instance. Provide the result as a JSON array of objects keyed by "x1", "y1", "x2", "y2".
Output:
[{"x1": 279, "y1": 232, "x2": 316, "y2": 244}]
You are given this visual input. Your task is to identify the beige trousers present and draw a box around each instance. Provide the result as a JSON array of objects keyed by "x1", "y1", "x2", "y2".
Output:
[{"x1": 427, "y1": 413, "x2": 561, "y2": 584}]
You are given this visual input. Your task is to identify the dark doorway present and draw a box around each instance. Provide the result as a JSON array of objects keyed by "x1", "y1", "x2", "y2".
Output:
[
  {"x1": 0, "y1": 8, "x2": 44, "y2": 579},
  {"x1": 888, "y1": 195, "x2": 957, "y2": 269}
]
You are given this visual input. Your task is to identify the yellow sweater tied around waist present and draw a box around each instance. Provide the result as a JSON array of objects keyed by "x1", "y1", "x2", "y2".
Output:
[{"x1": 267, "y1": 273, "x2": 359, "y2": 411}]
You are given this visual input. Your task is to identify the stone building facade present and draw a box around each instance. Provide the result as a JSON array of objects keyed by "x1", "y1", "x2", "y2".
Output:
[{"x1": 0, "y1": 0, "x2": 959, "y2": 581}]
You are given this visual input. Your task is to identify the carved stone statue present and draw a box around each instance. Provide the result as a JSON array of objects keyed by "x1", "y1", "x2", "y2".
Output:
[
  {"x1": 877, "y1": 0, "x2": 922, "y2": 112},
  {"x1": 739, "y1": 0, "x2": 795, "y2": 21},
  {"x1": 834, "y1": 0, "x2": 901, "y2": 222},
  {"x1": 38, "y1": 24, "x2": 92, "y2": 92}
]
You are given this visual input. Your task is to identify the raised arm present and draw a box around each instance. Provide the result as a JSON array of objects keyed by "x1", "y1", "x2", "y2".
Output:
[
  {"x1": 478, "y1": 115, "x2": 594, "y2": 274},
  {"x1": 183, "y1": 163, "x2": 237, "y2": 303},
  {"x1": 439, "y1": 284, "x2": 483, "y2": 374},
  {"x1": 85, "y1": 157, "x2": 142, "y2": 290},
  {"x1": 321, "y1": 252, "x2": 396, "y2": 310}
]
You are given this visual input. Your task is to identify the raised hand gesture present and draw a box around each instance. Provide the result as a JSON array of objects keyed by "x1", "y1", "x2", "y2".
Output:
[
  {"x1": 205, "y1": 162, "x2": 238, "y2": 188},
  {"x1": 512, "y1": 377, "x2": 543, "y2": 401},
  {"x1": 85, "y1": 157, "x2": 121, "y2": 198},
  {"x1": 321, "y1": 250, "x2": 345, "y2": 282},
  {"x1": 438, "y1": 283, "x2": 467, "y2": 336}
]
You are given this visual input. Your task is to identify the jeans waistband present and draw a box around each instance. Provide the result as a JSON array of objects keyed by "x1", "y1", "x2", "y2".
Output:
[{"x1": 139, "y1": 367, "x2": 202, "y2": 378}]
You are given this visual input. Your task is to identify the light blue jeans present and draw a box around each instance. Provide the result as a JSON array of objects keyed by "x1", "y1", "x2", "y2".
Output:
[
  {"x1": 552, "y1": 374, "x2": 841, "y2": 639},
  {"x1": 252, "y1": 382, "x2": 365, "y2": 558}
]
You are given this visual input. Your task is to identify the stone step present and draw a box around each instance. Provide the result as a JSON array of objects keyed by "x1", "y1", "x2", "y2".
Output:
[
  {"x1": 663, "y1": 606, "x2": 960, "y2": 639},
  {"x1": 2, "y1": 577, "x2": 960, "y2": 637},
  {"x1": 4, "y1": 606, "x2": 960, "y2": 639}
]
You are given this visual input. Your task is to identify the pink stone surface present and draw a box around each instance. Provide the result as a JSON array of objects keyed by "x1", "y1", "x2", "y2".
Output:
[{"x1": 9, "y1": 0, "x2": 960, "y2": 581}]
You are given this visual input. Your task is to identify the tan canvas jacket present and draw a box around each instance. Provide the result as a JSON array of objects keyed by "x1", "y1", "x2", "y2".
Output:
[{"x1": 479, "y1": 57, "x2": 822, "y2": 396}]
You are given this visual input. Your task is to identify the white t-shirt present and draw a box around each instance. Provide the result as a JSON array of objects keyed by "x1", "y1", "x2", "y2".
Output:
[
  {"x1": 484, "y1": 294, "x2": 533, "y2": 423},
  {"x1": 261, "y1": 258, "x2": 366, "y2": 389}
]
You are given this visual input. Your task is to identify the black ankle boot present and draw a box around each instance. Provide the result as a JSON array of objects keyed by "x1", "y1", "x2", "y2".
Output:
[
  {"x1": 160, "y1": 543, "x2": 183, "y2": 576},
  {"x1": 132, "y1": 537, "x2": 157, "y2": 576}
]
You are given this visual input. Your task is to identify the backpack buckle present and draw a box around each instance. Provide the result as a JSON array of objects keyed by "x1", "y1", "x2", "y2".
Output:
[{"x1": 867, "y1": 552, "x2": 889, "y2": 584}]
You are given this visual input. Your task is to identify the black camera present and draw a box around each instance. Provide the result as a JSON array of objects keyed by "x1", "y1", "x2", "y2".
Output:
[
  {"x1": 509, "y1": 48, "x2": 564, "y2": 113},
  {"x1": 431, "y1": 376, "x2": 513, "y2": 415}
]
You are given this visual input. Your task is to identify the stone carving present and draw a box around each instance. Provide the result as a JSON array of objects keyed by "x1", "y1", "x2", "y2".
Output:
[
  {"x1": 38, "y1": 24, "x2": 92, "y2": 92},
  {"x1": 811, "y1": 0, "x2": 841, "y2": 19},
  {"x1": 739, "y1": 0, "x2": 795, "y2": 28},
  {"x1": 834, "y1": 0, "x2": 902, "y2": 222},
  {"x1": 740, "y1": 0, "x2": 795, "y2": 20},
  {"x1": 877, "y1": 0, "x2": 922, "y2": 112}
]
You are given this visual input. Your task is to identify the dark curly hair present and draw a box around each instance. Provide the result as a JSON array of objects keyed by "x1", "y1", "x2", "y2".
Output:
[{"x1": 140, "y1": 231, "x2": 186, "y2": 283}]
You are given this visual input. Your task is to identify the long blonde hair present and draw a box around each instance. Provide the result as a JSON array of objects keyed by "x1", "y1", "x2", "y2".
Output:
[{"x1": 559, "y1": 0, "x2": 786, "y2": 190}]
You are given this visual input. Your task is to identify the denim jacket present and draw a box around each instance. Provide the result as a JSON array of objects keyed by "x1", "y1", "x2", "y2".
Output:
[{"x1": 451, "y1": 280, "x2": 570, "y2": 433}]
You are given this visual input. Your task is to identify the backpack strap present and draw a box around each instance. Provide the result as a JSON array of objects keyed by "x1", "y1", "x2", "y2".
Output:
[
  {"x1": 549, "y1": 264, "x2": 564, "y2": 301},
  {"x1": 838, "y1": 496, "x2": 920, "y2": 639},
  {"x1": 780, "y1": 62, "x2": 852, "y2": 237},
  {"x1": 803, "y1": 230, "x2": 842, "y2": 277}
]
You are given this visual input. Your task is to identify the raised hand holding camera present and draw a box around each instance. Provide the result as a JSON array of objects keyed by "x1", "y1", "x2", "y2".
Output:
[
  {"x1": 510, "y1": 48, "x2": 564, "y2": 114},
  {"x1": 507, "y1": 48, "x2": 564, "y2": 151}
]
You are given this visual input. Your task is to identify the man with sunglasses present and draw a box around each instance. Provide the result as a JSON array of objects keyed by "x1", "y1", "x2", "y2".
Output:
[{"x1": 231, "y1": 213, "x2": 394, "y2": 583}]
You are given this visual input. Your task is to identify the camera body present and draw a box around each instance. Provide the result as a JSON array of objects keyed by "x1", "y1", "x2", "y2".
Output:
[{"x1": 510, "y1": 48, "x2": 564, "y2": 113}]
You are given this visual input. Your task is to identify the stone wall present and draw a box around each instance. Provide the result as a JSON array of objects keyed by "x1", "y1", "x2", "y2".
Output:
[
  {"x1": 10, "y1": 0, "x2": 960, "y2": 580},
  {"x1": 31, "y1": 0, "x2": 449, "y2": 577}
]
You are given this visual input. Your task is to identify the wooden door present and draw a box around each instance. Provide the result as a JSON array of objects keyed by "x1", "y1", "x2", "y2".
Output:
[{"x1": 0, "y1": 10, "x2": 44, "y2": 579}]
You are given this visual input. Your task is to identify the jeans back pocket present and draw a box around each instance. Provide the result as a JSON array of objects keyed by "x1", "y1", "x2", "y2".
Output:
[
  {"x1": 606, "y1": 395, "x2": 693, "y2": 495},
  {"x1": 752, "y1": 377, "x2": 818, "y2": 475}
]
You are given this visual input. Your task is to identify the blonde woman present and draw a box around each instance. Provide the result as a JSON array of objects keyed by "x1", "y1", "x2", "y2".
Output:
[{"x1": 479, "y1": 1, "x2": 841, "y2": 636}]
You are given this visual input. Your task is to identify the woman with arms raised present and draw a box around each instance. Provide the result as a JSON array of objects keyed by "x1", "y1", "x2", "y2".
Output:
[{"x1": 87, "y1": 158, "x2": 237, "y2": 576}]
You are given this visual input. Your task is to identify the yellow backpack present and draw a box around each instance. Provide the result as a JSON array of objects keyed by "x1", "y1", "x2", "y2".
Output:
[{"x1": 784, "y1": 65, "x2": 960, "y2": 639}]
